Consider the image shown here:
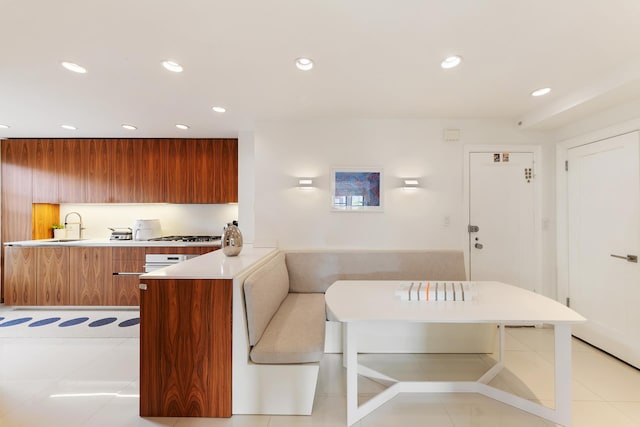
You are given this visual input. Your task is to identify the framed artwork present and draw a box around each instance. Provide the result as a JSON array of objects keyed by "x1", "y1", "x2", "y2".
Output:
[{"x1": 331, "y1": 167, "x2": 384, "y2": 211}]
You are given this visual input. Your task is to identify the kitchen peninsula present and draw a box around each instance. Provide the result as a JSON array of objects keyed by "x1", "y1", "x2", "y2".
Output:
[{"x1": 137, "y1": 245, "x2": 277, "y2": 417}]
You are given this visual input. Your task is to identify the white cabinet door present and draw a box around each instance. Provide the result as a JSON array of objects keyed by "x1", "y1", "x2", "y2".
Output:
[{"x1": 568, "y1": 131, "x2": 640, "y2": 368}]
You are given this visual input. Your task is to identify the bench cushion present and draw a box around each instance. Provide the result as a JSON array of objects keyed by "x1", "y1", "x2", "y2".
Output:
[
  {"x1": 249, "y1": 293, "x2": 326, "y2": 364},
  {"x1": 286, "y1": 250, "x2": 467, "y2": 293},
  {"x1": 244, "y1": 252, "x2": 290, "y2": 346}
]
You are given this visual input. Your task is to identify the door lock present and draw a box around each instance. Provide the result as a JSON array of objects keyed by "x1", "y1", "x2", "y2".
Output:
[
  {"x1": 468, "y1": 225, "x2": 480, "y2": 233},
  {"x1": 474, "y1": 243, "x2": 483, "y2": 249}
]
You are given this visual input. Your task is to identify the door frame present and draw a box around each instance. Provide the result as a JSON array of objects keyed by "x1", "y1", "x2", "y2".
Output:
[
  {"x1": 463, "y1": 145, "x2": 542, "y2": 294},
  {"x1": 556, "y1": 119, "x2": 640, "y2": 309}
]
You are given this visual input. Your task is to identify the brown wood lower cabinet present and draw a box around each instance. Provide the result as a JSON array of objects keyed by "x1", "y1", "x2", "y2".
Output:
[
  {"x1": 112, "y1": 247, "x2": 145, "y2": 306},
  {"x1": 69, "y1": 247, "x2": 113, "y2": 305},
  {"x1": 37, "y1": 247, "x2": 70, "y2": 305},
  {"x1": 4, "y1": 246, "x2": 70, "y2": 305},
  {"x1": 3, "y1": 245, "x2": 218, "y2": 306},
  {"x1": 4, "y1": 246, "x2": 37, "y2": 305},
  {"x1": 139, "y1": 278, "x2": 232, "y2": 417}
]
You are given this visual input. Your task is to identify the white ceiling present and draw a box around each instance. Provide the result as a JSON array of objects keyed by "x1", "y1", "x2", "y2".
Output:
[{"x1": 2, "y1": 0, "x2": 640, "y2": 138}]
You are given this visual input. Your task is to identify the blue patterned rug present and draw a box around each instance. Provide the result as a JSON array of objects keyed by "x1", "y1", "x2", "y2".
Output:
[{"x1": 0, "y1": 306, "x2": 139, "y2": 338}]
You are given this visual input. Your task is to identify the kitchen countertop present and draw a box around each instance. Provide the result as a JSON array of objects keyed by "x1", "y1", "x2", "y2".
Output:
[
  {"x1": 3, "y1": 238, "x2": 222, "y2": 248},
  {"x1": 140, "y1": 245, "x2": 277, "y2": 280}
]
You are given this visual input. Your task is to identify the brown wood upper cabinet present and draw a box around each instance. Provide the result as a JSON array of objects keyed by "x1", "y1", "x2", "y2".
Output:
[
  {"x1": 24, "y1": 138, "x2": 237, "y2": 204},
  {"x1": 111, "y1": 139, "x2": 166, "y2": 202},
  {"x1": 59, "y1": 139, "x2": 111, "y2": 203}
]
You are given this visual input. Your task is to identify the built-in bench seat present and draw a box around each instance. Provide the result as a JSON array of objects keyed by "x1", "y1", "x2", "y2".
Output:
[
  {"x1": 244, "y1": 252, "x2": 325, "y2": 364},
  {"x1": 232, "y1": 249, "x2": 496, "y2": 416}
]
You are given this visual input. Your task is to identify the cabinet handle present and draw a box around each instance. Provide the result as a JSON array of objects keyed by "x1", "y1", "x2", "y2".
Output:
[
  {"x1": 113, "y1": 272, "x2": 143, "y2": 276},
  {"x1": 139, "y1": 284, "x2": 148, "y2": 290}
]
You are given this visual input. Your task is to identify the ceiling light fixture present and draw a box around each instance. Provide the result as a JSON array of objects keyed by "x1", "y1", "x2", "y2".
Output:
[
  {"x1": 122, "y1": 124, "x2": 137, "y2": 130},
  {"x1": 531, "y1": 87, "x2": 552, "y2": 97},
  {"x1": 61, "y1": 124, "x2": 77, "y2": 130},
  {"x1": 162, "y1": 60, "x2": 183, "y2": 73},
  {"x1": 175, "y1": 124, "x2": 190, "y2": 130},
  {"x1": 61, "y1": 61, "x2": 87, "y2": 74},
  {"x1": 212, "y1": 106, "x2": 226, "y2": 113},
  {"x1": 295, "y1": 57, "x2": 314, "y2": 71},
  {"x1": 0, "y1": 124, "x2": 10, "y2": 129},
  {"x1": 441, "y1": 55, "x2": 462, "y2": 69}
]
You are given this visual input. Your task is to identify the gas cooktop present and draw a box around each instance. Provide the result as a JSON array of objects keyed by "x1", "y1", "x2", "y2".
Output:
[{"x1": 148, "y1": 235, "x2": 221, "y2": 242}]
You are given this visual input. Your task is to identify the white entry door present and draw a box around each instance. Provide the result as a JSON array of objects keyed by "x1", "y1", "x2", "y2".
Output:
[
  {"x1": 468, "y1": 151, "x2": 537, "y2": 292},
  {"x1": 568, "y1": 131, "x2": 640, "y2": 368}
]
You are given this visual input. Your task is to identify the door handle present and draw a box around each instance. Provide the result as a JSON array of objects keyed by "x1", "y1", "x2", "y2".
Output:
[
  {"x1": 610, "y1": 254, "x2": 638, "y2": 263},
  {"x1": 474, "y1": 243, "x2": 483, "y2": 249}
]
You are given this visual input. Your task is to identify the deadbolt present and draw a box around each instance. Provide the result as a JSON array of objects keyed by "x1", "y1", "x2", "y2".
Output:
[
  {"x1": 468, "y1": 225, "x2": 480, "y2": 233},
  {"x1": 474, "y1": 243, "x2": 483, "y2": 249}
]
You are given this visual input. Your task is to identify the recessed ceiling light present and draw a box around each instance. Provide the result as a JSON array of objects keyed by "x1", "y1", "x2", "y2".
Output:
[
  {"x1": 61, "y1": 61, "x2": 87, "y2": 74},
  {"x1": 212, "y1": 106, "x2": 226, "y2": 113},
  {"x1": 531, "y1": 87, "x2": 552, "y2": 97},
  {"x1": 122, "y1": 124, "x2": 137, "y2": 130},
  {"x1": 162, "y1": 60, "x2": 183, "y2": 73},
  {"x1": 61, "y1": 124, "x2": 77, "y2": 130},
  {"x1": 441, "y1": 55, "x2": 462, "y2": 69},
  {"x1": 295, "y1": 57, "x2": 314, "y2": 71},
  {"x1": 0, "y1": 124, "x2": 10, "y2": 129},
  {"x1": 175, "y1": 124, "x2": 190, "y2": 130}
]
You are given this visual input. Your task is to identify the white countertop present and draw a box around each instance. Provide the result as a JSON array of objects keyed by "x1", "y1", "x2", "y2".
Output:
[
  {"x1": 140, "y1": 245, "x2": 277, "y2": 280},
  {"x1": 4, "y1": 238, "x2": 222, "y2": 248}
]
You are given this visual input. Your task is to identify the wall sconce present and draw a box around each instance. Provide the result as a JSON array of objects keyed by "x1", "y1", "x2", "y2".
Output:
[
  {"x1": 297, "y1": 178, "x2": 314, "y2": 189},
  {"x1": 402, "y1": 178, "x2": 420, "y2": 190}
]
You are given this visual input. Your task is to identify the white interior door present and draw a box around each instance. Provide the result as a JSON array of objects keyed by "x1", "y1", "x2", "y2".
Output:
[
  {"x1": 469, "y1": 152, "x2": 537, "y2": 292},
  {"x1": 568, "y1": 131, "x2": 640, "y2": 368}
]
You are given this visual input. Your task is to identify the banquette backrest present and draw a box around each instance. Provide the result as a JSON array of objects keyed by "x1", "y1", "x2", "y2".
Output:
[{"x1": 284, "y1": 250, "x2": 467, "y2": 294}]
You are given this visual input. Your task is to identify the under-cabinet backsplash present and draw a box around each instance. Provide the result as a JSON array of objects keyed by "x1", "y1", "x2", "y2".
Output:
[{"x1": 58, "y1": 203, "x2": 239, "y2": 239}]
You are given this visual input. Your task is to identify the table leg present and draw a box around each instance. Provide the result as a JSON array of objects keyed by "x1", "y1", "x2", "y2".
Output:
[
  {"x1": 345, "y1": 322, "x2": 359, "y2": 426},
  {"x1": 555, "y1": 323, "x2": 572, "y2": 426}
]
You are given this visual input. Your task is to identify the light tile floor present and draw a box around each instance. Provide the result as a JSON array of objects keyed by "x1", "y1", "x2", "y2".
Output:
[{"x1": 1, "y1": 324, "x2": 640, "y2": 426}]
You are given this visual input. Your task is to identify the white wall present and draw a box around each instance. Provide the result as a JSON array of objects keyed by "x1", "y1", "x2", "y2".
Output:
[
  {"x1": 252, "y1": 119, "x2": 552, "y2": 257},
  {"x1": 238, "y1": 130, "x2": 256, "y2": 244}
]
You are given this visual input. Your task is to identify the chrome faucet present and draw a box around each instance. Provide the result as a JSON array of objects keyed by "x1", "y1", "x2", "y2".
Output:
[{"x1": 64, "y1": 211, "x2": 84, "y2": 239}]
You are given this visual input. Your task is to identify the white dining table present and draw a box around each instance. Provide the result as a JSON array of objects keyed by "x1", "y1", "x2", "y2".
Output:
[{"x1": 325, "y1": 280, "x2": 586, "y2": 426}]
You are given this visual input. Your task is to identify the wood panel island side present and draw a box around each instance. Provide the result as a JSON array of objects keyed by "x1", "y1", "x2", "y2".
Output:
[{"x1": 138, "y1": 246, "x2": 277, "y2": 418}]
